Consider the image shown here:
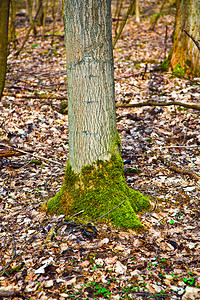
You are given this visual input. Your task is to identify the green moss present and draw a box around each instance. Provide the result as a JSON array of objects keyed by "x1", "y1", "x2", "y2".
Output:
[
  {"x1": 4, "y1": 263, "x2": 24, "y2": 276},
  {"x1": 47, "y1": 154, "x2": 150, "y2": 230},
  {"x1": 159, "y1": 49, "x2": 172, "y2": 71},
  {"x1": 60, "y1": 101, "x2": 68, "y2": 107},
  {"x1": 172, "y1": 62, "x2": 186, "y2": 77}
]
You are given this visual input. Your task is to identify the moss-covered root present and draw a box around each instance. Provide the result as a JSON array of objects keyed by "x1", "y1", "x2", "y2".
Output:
[{"x1": 47, "y1": 154, "x2": 150, "y2": 230}]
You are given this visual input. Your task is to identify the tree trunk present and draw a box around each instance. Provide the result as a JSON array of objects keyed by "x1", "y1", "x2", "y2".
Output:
[
  {"x1": 47, "y1": 0, "x2": 150, "y2": 230},
  {"x1": 171, "y1": 0, "x2": 200, "y2": 77},
  {"x1": 36, "y1": 0, "x2": 44, "y2": 26},
  {"x1": 0, "y1": 0, "x2": 10, "y2": 100}
]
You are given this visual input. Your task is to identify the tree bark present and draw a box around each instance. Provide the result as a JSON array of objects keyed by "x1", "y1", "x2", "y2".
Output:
[
  {"x1": 0, "y1": 0, "x2": 10, "y2": 100},
  {"x1": 135, "y1": 0, "x2": 140, "y2": 23},
  {"x1": 46, "y1": 0, "x2": 150, "y2": 230},
  {"x1": 63, "y1": 0, "x2": 118, "y2": 173},
  {"x1": 171, "y1": 0, "x2": 200, "y2": 77}
]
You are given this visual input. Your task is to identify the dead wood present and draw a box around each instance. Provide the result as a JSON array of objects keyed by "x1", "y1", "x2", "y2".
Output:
[
  {"x1": 116, "y1": 101, "x2": 200, "y2": 111},
  {"x1": 3, "y1": 92, "x2": 67, "y2": 100},
  {"x1": 0, "y1": 149, "x2": 23, "y2": 158},
  {"x1": 0, "y1": 143, "x2": 64, "y2": 166}
]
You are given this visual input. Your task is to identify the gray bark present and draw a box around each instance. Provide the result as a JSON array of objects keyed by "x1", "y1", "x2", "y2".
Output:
[{"x1": 63, "y1": 0, "x2": 119, "y2": 173}]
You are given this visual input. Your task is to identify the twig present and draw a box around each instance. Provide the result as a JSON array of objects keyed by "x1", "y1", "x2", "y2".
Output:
[
  {"x1": 0, "y1": 149, "x2": 23, "y2": 158},
  {"x1": 48, "y1": 274, "x2": 84, "y2": 283},
  {"x1": 3, "y1": 92, "x2": 67, "y2": 100},
  {"x1": 70, "y1": 210, "x2": 85, "y2": 218},
  {"x1": 0, "y1": 143, "x2": 64, "y2": 166},
  {"x1": 154, "y1": 145, "x2": 199, "y2": 149},
  {"x1": 182, "y1": 126, "x2": 188, "y2": 145},
  {"x1": 184, "y1": 29, "x2": 200, "y2": 51},
  {"x1": 116, "y1": 101, "x2": 200, "y2": 111},
  {"x1": 92, "y1": 199, "x2": 127, "y2": 222},
  {"x1": 164, "y1": 24, "x2": 168, "y2": 59},
  {"x1": 142, "y1": 63, "x2": 148, "y2": 80},
  {"x1": 158, "y1": 155, "x2": 200, "y2": 181}
]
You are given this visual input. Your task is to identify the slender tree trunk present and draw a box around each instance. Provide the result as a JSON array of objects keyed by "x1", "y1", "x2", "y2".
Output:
[
  {"x1": 47, "y1": 0, "x2": 150, "y2": 230},
  {"x1": 0, "y1": 0, "x2": 10, "y2": 100},
  {"x1": 8, "y1": 0, "x2": 17, "y2": 49},
  {"x1": 171, "y1": 0, "x2": 200, "y2": 77},
  {"x1": 26, "y1": 0, "x2": 33, "y2": 23},
  {"x1": 36, "y1": 0, "x2": 44, "y2": 26},
  {"x1": 64, "y1": 0, "x2": 118, "y2": 173},
  {"x1": 135, "y1": 0, "x2": 140, "y2": 23}
]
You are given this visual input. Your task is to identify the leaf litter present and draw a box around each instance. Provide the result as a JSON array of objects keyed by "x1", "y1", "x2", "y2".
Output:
[{"x1": 0, "y1": 0, "x2": 200, "y2": 299}]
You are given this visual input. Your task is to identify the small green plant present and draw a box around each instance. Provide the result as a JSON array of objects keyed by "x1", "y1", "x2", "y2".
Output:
[
  {"x1": 146, "y1": 138, "x2": 153, "y2": 143},
  {"x1": 37, "y1": 282, "x2": 42, "y2": 290},
  {"x1": 32, "y1": 43, "x2": 40, "y2": 47},
  {"x1": 183, "y1": 278, "x2": 195, "y2": 286},
  {"x1": 87, "y1": 282, "x2": 112, "y2": 298},
  {"x1": 172, "y1": 63, "x2": 186, "y2": 78}
]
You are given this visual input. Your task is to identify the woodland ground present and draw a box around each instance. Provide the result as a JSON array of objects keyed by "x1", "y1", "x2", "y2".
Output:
[{"x1": 0, "y1": 1, "x2": 200, "y2": 299}]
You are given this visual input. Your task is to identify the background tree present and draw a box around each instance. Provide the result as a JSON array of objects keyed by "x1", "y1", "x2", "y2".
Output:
[
  {"x1": 47, "y1": 0, "x2": 150, "y2": 229},
  {"x1": 130, "y1": 0, "x2": 140, "y2": 23},
  {"x1": 165, "y1": 0, "x2": 200, "y2": 77},
  {"x1": 0, "y1": 0, "x2": 10, "y2": 100}
]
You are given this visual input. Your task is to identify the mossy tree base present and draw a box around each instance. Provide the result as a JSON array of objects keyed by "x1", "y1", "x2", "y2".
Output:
[{"x1": 47, "y1": 154, "x2": 150, "y2": 230}]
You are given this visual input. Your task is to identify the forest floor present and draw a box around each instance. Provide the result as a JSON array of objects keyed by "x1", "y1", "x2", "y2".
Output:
[{"x1": 0, "y1": 1, "x2": 200, "y2": 299}]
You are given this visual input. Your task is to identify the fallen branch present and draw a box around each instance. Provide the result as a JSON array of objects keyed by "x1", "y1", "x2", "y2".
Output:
[
  {"x1": 0, "y1": 149, "x2": 23, "y2": 158},
  {"x1": 154, "y1": 145, "x2": 199, "y2": 149},
  {"x1": 0, "y1": 143, "x2": 64, "y2": 167},
  {"x1": 116, "y1": 101, "x2": 200, "y2": 111},
  {"x1": 3, "y1": 93, "x2": 200, "y2": 112},
  {"x1": 3, "y1": 92, "x2": 67, "y2": 100}
]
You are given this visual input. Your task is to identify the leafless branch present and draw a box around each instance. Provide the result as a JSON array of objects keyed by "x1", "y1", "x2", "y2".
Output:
[{"x1": 184, "y1": 29, "x2": 200, "y2": 51}]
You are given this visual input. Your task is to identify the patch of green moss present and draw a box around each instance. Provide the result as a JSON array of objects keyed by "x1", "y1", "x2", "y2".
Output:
[
  {"x1": 47, "y1": 154, "x2": 150, "y2": 230},
  {"x1": 4, "y1": 263, "x2": 24, "y2": 276},
  {"x1": 125, "y1": 167, "x2": 143, "y2": 175},
  {"x1": 159, "y1": 49, "x2": 172, "y2": 71},
  {"x1": 60, "y1": 102, "x2": 68, "y2": 107},
  {"x1": 172, "y1": 62, "x2": 186, "y2": 78}
]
